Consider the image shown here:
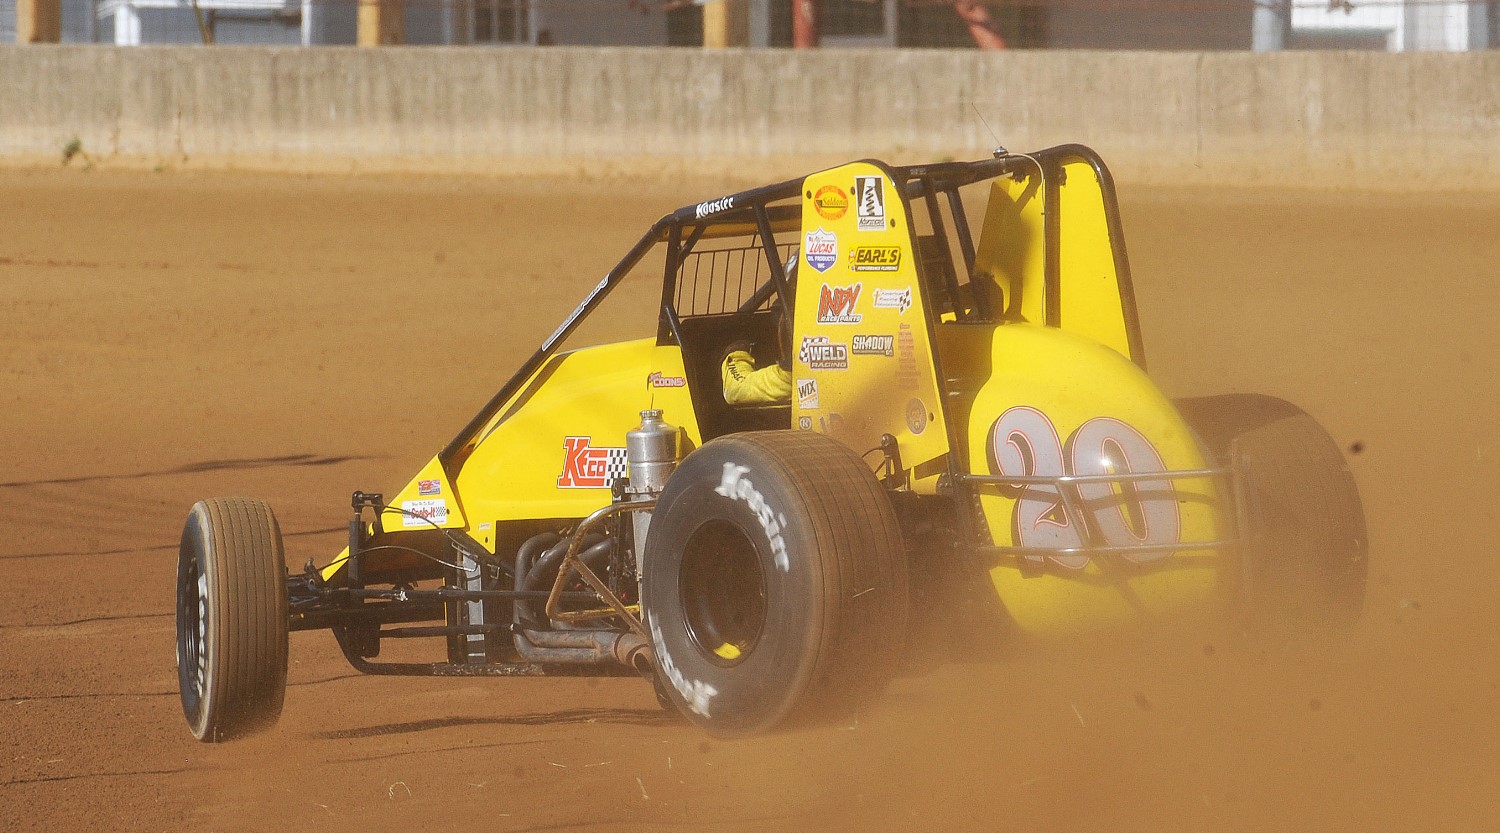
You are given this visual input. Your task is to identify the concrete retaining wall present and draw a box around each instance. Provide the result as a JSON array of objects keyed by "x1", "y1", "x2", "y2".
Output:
[{"x1": 1, "y1": 46, "x2": 1496, "y2": 186}]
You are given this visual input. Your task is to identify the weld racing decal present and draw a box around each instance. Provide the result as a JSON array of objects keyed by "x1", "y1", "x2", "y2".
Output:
[
  {"x1": 558, "y1": 437, "x2": 629, "y2": 489},
  {"x1": 798, "y1": 336, "x2": 848, "y2": 370},
  {"x1": 816, "y1": 283, "x2": 862, "y2": 324}
]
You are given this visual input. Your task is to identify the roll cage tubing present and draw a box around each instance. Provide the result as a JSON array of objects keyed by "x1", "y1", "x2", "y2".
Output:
[{"x1": 436, "y1": 146, "x2": 1144, "y2": 531}]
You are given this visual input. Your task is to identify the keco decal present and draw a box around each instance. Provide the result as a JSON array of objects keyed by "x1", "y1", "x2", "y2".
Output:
[
  {"x1": 813, "y1": 185, "x2": 848, "y2": 221},
  {"x1": 797, "y1": 336, "x2": 849, "y2": 370},
  {"x1": 804, "y1": 228, "x2": 838, "y2": 273},
  {"x1": 816, "y1": 283, "x2": 863, "y2": 324},
  {"x1": 906, "y1": 398, "x2": 929, "y2": 435},
  {"x1": 854, "y1": 175, "x2": 887, "y2": 231},
  {"x1": 872, "y1": 286, "x2": 913, "y2": 314},
  {"x1": 796, "y1": 378, "x2": 820, "y2": 410},
  {"x1": 401, "y1": 499, "x2": 448, "y2": 528},
  {"x1": 850, "y1": 246, "x2": 901, "y2": 272},
  {"x1": 694, "y1": 195, "x2": 735, "y2": 220},
  {"x1": 851, "y1": 334, "x2": 895, "y2": 357},
  {"x1": 557, "y1": 437, "x2": 629, "y2": 489},
  {"x1": 647, "y1": 371, "x2": 686, "y2": 388},
  {"x1": 417, "y1": 479, "x2": 441, "y2": 496}
]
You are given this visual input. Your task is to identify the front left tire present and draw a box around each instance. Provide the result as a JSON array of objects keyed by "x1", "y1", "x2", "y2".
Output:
[{"x1": 177, "y1": 497, "x2": 289, "y2": 742}]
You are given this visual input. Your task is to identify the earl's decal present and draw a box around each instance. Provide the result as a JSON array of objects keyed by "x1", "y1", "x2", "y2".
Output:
[{"x1": 850, "y1": 246, "x2": 901, "y2": 272}]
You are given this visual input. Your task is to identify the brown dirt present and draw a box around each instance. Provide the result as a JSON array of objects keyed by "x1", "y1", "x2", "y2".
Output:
[{"x1": 2, "y1": 167, "x2": 1497, "y2": 833}]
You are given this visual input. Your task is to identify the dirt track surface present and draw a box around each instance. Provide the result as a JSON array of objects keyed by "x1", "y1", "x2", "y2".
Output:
[{"x1": 2, "y1": 168, "x2": 1497, "y2": 832}]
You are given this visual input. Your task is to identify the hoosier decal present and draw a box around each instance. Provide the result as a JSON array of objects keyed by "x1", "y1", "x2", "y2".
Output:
[
  {"x1": 851, "y1": 334, "x2": 895, "y2": 357},
  {"x1": 694, "y1": 195, "x2": 735, "y2": 219},
  {"x1": 558, "y1": 437, "x2": 629, "y2": 489},
  {"x1": 816, "y1": 282, "x2": 863, "y2": 325},
  {"x1": 797, "y1": 336, "x2": 849, "y2": 370}
]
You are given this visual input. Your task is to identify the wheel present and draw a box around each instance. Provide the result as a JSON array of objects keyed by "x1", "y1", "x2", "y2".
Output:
[
  {"x1": 1175, "y1": 395, "x2": 1367, "y2": 629},
  {"x1": 177, "y1": 497, "x2": 289, "y2": 741},
  {"x1": 641, "y1": 431, "x2": 909, "y2": 736}
]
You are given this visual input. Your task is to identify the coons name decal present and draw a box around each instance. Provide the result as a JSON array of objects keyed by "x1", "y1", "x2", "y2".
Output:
[
  {"x1": 647, "y1": 371, "x2": 687, "y2": 388},
  {"x1": 558, "y1": 437, "x2": 629, "y2": 489}
]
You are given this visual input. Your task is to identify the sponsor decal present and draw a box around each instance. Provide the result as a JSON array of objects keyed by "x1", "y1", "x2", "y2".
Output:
[
  {"x1": 715, "y1": 462, "x2": 790, "y2": 573},
  {"x1": 796, "y1": 378, "x2": 820, "y2": 410},
  {"x1": 557, "y1": 437, "x2": 629, "y2": 489},
  {"x1": 872, "y1": 286, "x2": 913, "y2": 314},
  {"x1": 816, "y1": 282, "x2": 863, "y2": 325},
  {"x1": 854, "y1": 175, "x2": 887, "y2": 231},
  {"x1": 401, "y1": 499, "x2": 448, "y2": 528},
  {"x1": 851, "y1": 334, "x2": 895, "y2": 357},
  {"x1": 797, "y1": 335, "x2": 849, "y2": 370},
  {"x1": 804, "y1": 227, "x2": 838, "y2": 273},
  {"x1": 649, "y1": 613, "x2": 719, "y2": 717},
  {"x1": 417, "y1": 479, "x2": 441, "y2": 496},
  {"x1": 798, "y1": 416, "x2": 813, "y2": 430},
  {"x1": 812, "y1": 185, "x2": 849, "y2": 221},
  {"x1": 906, "y1": 398, "x2": 929, "y2": 435},
  {"x1": 850, "y1": 246, "x2": 901, "y2": 272},
  {"x1": 647, "y1": 371, "x2": 686, "y2": 388},
  {"x1": 478, "y1": 522, "x2": 492, "y2": 531},
  {"x1": 694, "y1": 195, "x2": 735, "y2": 220},
  {"x1": 896, "y1": 323, "x2": 920, "y2": 389}
]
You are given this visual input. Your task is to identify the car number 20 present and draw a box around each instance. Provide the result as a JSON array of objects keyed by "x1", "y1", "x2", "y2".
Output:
[{"x1": 987, "y1": 407, "x2": 1181, "y2": 569}]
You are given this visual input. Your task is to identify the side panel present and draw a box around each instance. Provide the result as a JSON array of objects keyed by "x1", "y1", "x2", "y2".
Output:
[
  {"x1": 967, "y1": 324, "x2": 1224, "y2": 634},
  {"x1": 454, "y1": 338, "x2": 701, "y2": 543},
  {"x1": 973, "y1": 156, "x2": 1141, "y2": 366},
  {"x1": 793, "y1": 163, "x2": 950, "y2": 475}
]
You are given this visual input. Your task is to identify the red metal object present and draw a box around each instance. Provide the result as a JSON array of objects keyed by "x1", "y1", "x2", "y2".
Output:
[
  {"x1": 954, "y1": 0, "x2": 1006, "y2": 49},
  {"x1": 793, "y1": 0, "x2": 819, "y2": 48}
]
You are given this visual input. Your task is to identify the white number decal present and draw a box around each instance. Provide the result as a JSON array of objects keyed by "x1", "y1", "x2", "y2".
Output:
[{"x1": 989, "y1": 409, "x2": 1180, "y2": 569}]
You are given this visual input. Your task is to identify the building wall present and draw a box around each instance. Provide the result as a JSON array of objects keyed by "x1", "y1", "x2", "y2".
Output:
[{"x1": 0, "y1": 46, "x2": 1496, "y2": 188}]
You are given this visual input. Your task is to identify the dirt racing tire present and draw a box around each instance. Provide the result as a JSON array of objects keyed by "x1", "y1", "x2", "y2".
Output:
[
  {"x1": 1175, "y1": 395, "x2": 1367, "y2": 629},
  {"x1": 641, "y1": 431, "x2": 909, "y2": 737},
  {"x1": 176, "y1": 497, "x2": 289, "y2": 742}
]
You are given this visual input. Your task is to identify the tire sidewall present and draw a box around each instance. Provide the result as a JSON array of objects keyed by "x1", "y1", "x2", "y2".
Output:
[
  {"x1": 177, "y1": 503, "x2": 220, "y2": 740},
  {"x1": 643, "y1": 440, "x2": 824, "y2": 736}
]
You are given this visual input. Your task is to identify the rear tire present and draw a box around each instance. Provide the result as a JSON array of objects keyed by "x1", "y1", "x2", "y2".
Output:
[
  {"x1": 642, "y1": 431, "x2": 909, "y2": 736},
  {"x1": 1176, "y1": 395, "x2": 1367, "y2": 629},
  {"x1": 177, "y1": 497, "x2": 289, "y2": 742}
]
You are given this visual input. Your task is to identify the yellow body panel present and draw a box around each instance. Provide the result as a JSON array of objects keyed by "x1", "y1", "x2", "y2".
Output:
[
  {"x1": 793, "y1": 163, "x2": 950, "y2": 478},
  {"x1": 965, "y1": 324, "x2": 1224, "y2": 634},
  {"x1": 454, "y1": 338, "x2": 700, "y2": 541},
  {"x1": 975, "y1": 159, "x2": 1139, "y2": 365}
]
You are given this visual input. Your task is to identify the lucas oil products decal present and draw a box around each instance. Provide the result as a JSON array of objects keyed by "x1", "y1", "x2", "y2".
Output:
[
  {"x1": 804, "y1": 228, "x2": 838, "y2": 273},
  {"x1": 816, "y1": 283, "x2": 862, "y2": 325},
  {"x1": 854, "y1": 175, "x2": 887, "y2": 231},
  {"x1": 558, "y1": 437, "x2": 629, "y2": 489},
  {"x1": 798, "y1": 336, "x2": 849, "y2": 371}
]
